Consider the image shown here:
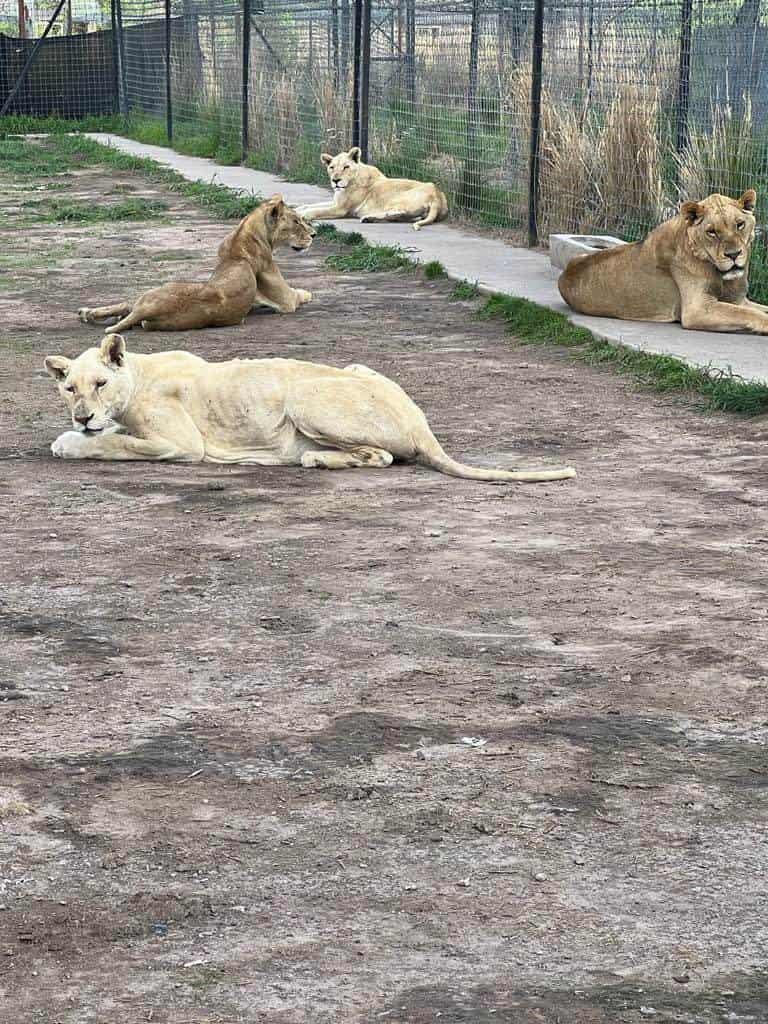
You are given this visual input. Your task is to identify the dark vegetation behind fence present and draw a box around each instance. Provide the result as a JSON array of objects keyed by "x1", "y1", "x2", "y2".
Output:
[{"x1": 2, "y1": 0, "x2": 768, "y2": 290}]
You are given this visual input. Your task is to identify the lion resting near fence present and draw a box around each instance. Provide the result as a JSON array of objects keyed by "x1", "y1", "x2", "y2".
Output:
[
  {"x1": 77, "y1": 195, "x2": 314, "y2": 332},
  {"x1": 558, "y1": 190, "x2": 768, "y2": 334},
  {"x1": 296, "y1": 147, "x2": 448, "y2": 231},
  {"x1": 44, "y1": 334, "x2": 575, "y2": 483}
]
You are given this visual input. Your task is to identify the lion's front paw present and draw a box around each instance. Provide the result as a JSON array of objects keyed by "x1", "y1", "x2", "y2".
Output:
[
  {"x1": 296, "y1": 289, "x2": 312, "y2": 306},
  {"x1": 51, "y1": 431, "x2": 90, "y2": 459},
  {"x1": 78, "y1": 307, "x2": 91, "y2": 323}
]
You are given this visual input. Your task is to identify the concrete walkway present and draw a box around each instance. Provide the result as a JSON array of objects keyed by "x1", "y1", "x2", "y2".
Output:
[{"x1": 88, "y1": 133, "x2": 768, "y2": 383}]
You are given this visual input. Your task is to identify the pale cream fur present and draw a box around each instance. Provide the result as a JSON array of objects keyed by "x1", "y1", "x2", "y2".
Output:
[
  {"x1": 44, "y1": 335, "x2": 575, "y2": 483},
  {"x1": 296, "y1": 147, "x2": 448, "y2": 231},
  {"x1": 558, "y1": 189, "x2": 768, "y2": 333}
]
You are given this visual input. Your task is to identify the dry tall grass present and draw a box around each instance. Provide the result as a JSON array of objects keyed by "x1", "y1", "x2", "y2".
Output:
[
  {"x1": 312, "y1": 72, "x2": 352, "y2": 151},
  {"x1": 274, "y1": 73, "x2": 300, "y2": 168},
  {"x1": 676, "y1": 97, "x2": 757, "y2": 201},
  {"x1": 508, "y1": 71, "x2": 668, "y2": 237}
]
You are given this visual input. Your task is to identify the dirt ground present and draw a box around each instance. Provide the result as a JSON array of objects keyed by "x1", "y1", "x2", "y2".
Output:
[{"x1": 1, "y1": 157, "x2": 767, "y2": 1024}]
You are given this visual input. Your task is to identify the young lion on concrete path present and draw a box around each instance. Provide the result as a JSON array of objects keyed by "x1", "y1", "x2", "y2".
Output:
[
  {"x1": 77, "y1": 194, "x2": 315, "y2": 333},
  {"x1": 296, "y1": 147, "x2": 448, "y2": 231},
  {"x1": 45, "y1": 334, "x2": 576, "y2": 483}
]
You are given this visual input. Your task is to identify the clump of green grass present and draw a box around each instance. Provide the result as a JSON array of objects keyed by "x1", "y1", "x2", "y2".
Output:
[
  {"x1": 326, "y1": 241, "x2": 414, "y2": 273},
  {"x1": 477, "y1": 294, "x2": 595, "y2": 347},
  {"x1": 339, "y1": 230, "x2": 365, "y2": 246},
  {"x1": 23, "y1": 196, "x2": 169, "y2": 224},
  {"x1": 477, "y1": 292, "x2": 768, "y2": 415},
  {"x1": 314, "y1": 224, "x2": 338, "y2": 239},
  {"x1": 123, "y1": 113, "x2": 243, "y2": 166},
  {"x1": 422, "y1": 259, "x2": 447, "y2": 280},
  {"x1": 0, "y1": 114, "x2": 122, "y2": 137},
  {"x1": 450, "y1": 279, "x2": 480, "y2": 301},
  {"x1": 36, "y1": 134, "x2": 262, "y2": 220},
  {"x1": 0, "y1": 137, "x2": 79, "y2": 177}
]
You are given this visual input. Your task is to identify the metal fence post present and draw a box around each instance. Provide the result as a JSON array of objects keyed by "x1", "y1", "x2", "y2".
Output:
[
  {"x1": 110, "y1": 0, "x2": 120, "y2": 114},
  {"x1": 331, "y1": 0, "x2": 340, "y2": 88},
  {"x1": 527, "y1": 0, "x2": 545, "y2": 248},
  {"x1": 405, "y1": 0, "x2": 415, "y2": 110},
  {"x1": 352, "y1": 0, "x2": 362, "y2": 147},
  {"x1": 460, "y1": 0, "x2": 480, "y2": 211},
  {"x1": 676, "y1": 0, "x2": 693, "y2": 154},
  {"x1": 241, "y1": 0, "x2": 251, "y2": 158},
  {"x1": 114, "y1": 0, "x2": 129, "y2": 115},
  {"x1": 165, "y1": 0, "x2": 173, "y2": 141},
  {"x1": 359, "y1": 0, "x2": 371, "y2": 160}
]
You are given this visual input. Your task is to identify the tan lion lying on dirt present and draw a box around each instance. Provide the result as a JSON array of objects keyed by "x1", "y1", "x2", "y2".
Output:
[
  {"x1": 558, "y1": 190, "x2": 768, "y2": 333},
  {"x1": 44, "y1": 334, "x2": 575, "y2": 483},
  {"x1": 77, "y1": 194, "x2": 314, "y2": 333},
  {"x1": 296, "y1": 146, "x2": 448, "y2": 231}
]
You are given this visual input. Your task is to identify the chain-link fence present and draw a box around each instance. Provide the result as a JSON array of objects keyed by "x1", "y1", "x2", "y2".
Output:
[{"x1": 3, "y1": 0, "x2": 768, "y2": 262}]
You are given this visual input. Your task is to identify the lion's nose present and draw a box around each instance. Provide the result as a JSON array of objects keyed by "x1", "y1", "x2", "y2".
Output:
[
  {"x1": 725, "y1": 248, "x2": 742, "y2": 259},
  {"x1": 332, "y1": 178, "x2": 341, "y2": 184},
  {"x1": 75, "y1": 411, "x2": 94, "y2": 426}
]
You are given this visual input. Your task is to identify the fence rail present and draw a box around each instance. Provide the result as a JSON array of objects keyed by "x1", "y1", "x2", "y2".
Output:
[{"x1": 2, "y1": 0, "x2": 768, "y2": 272}]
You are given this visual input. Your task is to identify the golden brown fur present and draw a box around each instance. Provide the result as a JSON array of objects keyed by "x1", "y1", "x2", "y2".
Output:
[
  {"x1": 77, "y1": 194, "x2": 314, "y2": 333},
  {"x1": 296, "y1": 147, "x2": 448, "y2": 231},
  {"x1": 558, "y1": 190, "x2": 768, "y2": 333}
]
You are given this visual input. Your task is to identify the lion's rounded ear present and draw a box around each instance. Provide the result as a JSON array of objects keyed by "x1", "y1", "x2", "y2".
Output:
[
  {"x1": 267, "y1": 194, "x2": 285, "y2": 221},
  {"x1": 99, "y1": 333, "x2": 126, "y2": 368},
  {"x1": 321, "y1": 153, "x2": 333, "y2": 166},
  {"x1": 349, "y1": 146, "x2": 362, "y2": 163},
  {"x1": 44, "y1": 355, "x2": 70, "y2": 381},
  {"x1": 739, "y1": 189, "x2": 757, "y2": 212},
  {"x1": 681, "y1": 200, "x2": 703, "y2": 225}
]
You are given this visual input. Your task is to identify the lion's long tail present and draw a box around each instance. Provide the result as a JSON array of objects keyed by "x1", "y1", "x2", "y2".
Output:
[
  {"x1": 413, "y1": 197, "x2": 444, "y2": 230},
  {"x1": 414, "y1": 430, "x2": 575, "y2": 483}
]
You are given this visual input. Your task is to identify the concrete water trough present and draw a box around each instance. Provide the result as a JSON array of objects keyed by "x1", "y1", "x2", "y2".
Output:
[{"x1": 549, "y1": 233, "x2": 625, "y2": 271}]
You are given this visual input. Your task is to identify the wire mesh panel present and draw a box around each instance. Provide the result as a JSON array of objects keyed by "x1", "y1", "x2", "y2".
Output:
[
  {"x1": 121, "y1": 0, "x2": 168, "y2": 118},
  {"x1": 0, "y1": 29, "x2": 116, "y2": 115},
  {"x1": 244, "y1": 0, "x2": 351, "y2": 184},
  {"x1": 4, "y1": 0, "x2": 768, "y2": 270},
  {"x1": 537, "y1": 0, "x2": 681, "y2": 243},
  {"x1": 683, "y1": 0, "x2": 768, "y2": 299},
  {"x1": 537, "y1": 0, "x2": 768, "y2": 247},
  {"x1": 367, "y1": 0, "x2": 534, "y2": 236},
  {"x1": 170, "y1": 0, "x2": 241, "y2": 155}
]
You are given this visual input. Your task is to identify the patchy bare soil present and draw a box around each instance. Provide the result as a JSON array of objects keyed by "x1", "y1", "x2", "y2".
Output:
[{"x1": 1, "y1": 159, "x2": 768, "y2": 1024}]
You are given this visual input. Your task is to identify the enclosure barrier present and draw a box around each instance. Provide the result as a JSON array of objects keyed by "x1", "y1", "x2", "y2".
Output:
[{"x1": 1, "y1": 0, "x2": 767, "y2": 272}]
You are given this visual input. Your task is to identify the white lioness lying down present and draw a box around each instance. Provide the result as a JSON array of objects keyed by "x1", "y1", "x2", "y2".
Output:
[
  {"x1": 296, "y1": 147, "x2": 448, "y2": 231},
  {"x1": 45, "y1": 335, "x2": 575, "y2": 483}
]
